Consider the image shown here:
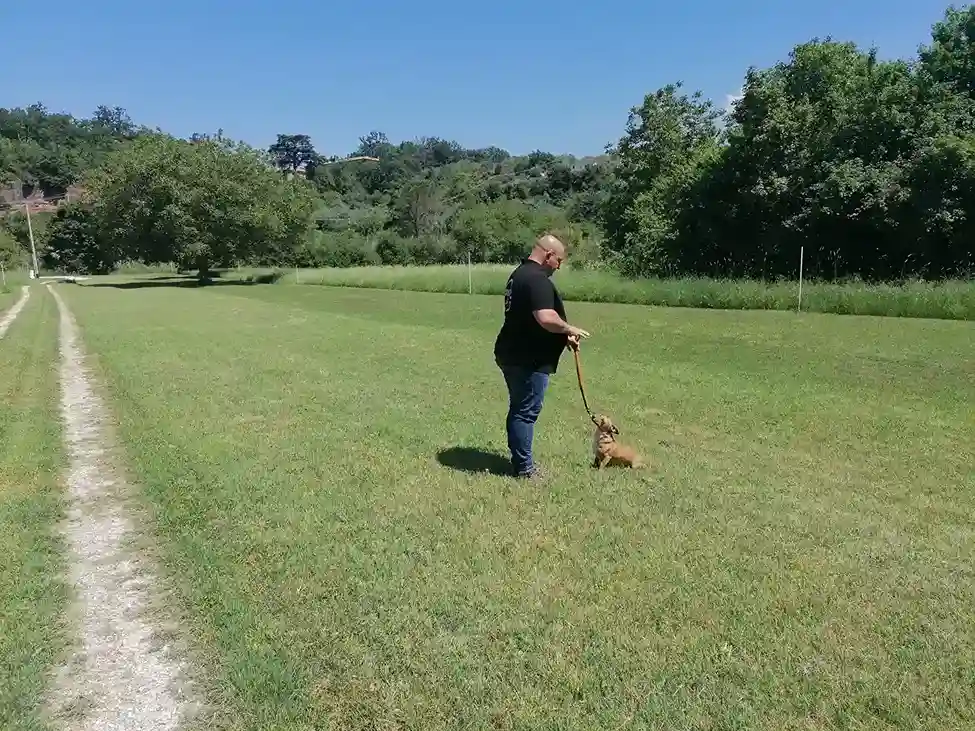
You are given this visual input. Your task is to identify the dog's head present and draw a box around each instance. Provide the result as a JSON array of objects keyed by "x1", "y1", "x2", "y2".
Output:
[{"x1": 593, "y1": 413, "x2": 620, "y2": 435}]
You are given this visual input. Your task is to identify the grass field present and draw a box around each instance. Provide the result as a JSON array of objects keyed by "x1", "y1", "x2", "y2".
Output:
[
  {"x1": 283, "y1": 264, "x2": 975, "y2": 320},
  {"x1": 46, "y1": 276, "x2": 975, "y2": 730},
  {"x1": 0, "y1": 285, "x2": 69, "y2": 731}
]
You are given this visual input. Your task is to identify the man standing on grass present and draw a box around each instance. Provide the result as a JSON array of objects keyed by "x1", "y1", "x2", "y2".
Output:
[{"x1": 494, "y1": 233, "x2": 590, "y2": 479}]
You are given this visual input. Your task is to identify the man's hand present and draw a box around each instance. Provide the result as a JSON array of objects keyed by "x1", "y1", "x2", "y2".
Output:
[
  {"x1": 566, "y1": 326, "x2": 590, "y2": 351},
  {"x1": 534, "y1": 309, "x2": 591, "y2": 343}
]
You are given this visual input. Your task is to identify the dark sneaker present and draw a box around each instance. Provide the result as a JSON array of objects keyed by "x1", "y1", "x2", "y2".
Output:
[{"x1": 515, "y1": 465, "x2": 546, "y2": 480}]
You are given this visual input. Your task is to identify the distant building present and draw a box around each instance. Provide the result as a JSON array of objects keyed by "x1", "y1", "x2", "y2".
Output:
[
  {"x1": 0, "y1": 180, "x2": 45, "y2": 207},
  {"x1": 0, "y1": 180, "x2": 83, "y2": 215}
]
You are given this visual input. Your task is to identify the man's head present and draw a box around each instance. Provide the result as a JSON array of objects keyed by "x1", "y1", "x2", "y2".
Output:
[{"x1": 528, "y1": 233, "x2": 566, "y2": 275}]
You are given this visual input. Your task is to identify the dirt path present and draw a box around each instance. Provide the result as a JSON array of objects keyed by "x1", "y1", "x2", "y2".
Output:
[
  {"x1": 0, "y1": 284, "x2": 30, "y2": 339},
  {"x1": 45, "y1": 284, "x2": 200, "y2": 731}
]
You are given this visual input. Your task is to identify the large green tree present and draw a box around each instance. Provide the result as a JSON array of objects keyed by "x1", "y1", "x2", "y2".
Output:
[
  {"x1": 84, "y1": 133, "x2": 318, "y2": 276},
  {"x1": 603, "y1": 82, "x2": 725, "y2": 276}
]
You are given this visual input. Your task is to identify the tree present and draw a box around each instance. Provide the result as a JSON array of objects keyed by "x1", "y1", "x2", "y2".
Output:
[
  {"x1": 603, "y1": 82, "x2": 725, "y2": 276},
  {"x1": 919, "y1": 5, "x2": 975, "y2": 96},
  {"x1": 355, "y1": 131, "x2": 393, "y2": 160},
  {"x1": 900, "y1": 133, "x2": 975, "y2": 277},
  {"x1": 84, "y1": 132, "x2": 319, "y2": 277},
  {"x1": 393, "y1": 176, "x2": 450, "y2": 237},
  {"x1": 268, "y1": 134, "x2": 317, "y2": 174},
  {"x1": 696, "y1": 37, "x2": 968, "y2": 280},
  {"x1": 88, "y1": 105, "x2": 137, "y2": 139},
  {"x1": 42, "y1": 204, "x2": 113, "y2": 274},
  {"x1": 0, "y1": 228, "x2": 24, "y2": 270}
]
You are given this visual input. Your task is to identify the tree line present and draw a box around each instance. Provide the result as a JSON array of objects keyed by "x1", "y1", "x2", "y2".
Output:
[{"x1": 2, "y1": 4, "x2": 974, "y2": 282}]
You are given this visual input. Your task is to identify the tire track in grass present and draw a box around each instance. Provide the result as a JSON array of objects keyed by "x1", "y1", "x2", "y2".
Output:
[
  {"x1": 0, "y1": 285, "x2": 30, "y2": 339},
  {"x1": 45, "y1": 284, "x2": 201, "y2": 731}
]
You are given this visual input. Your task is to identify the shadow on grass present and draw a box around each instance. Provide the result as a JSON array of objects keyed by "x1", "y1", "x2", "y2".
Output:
[
  {"x1": 81, "y1": 271, "x2": 284, "y2": 290},
  {"x1": 436, "y1": 446, "x2": 512, "y2": 477}
]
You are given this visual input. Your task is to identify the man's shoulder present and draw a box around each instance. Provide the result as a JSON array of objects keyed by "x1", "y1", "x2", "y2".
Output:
[
  {"x1": 511, "y1": 261, "x2": 550, "y2": 287},
  {"x1": 509, "y1": 260, "x2": 534, "y2": 279}
]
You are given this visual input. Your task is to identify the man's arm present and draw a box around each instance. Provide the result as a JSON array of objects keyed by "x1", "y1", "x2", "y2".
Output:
[
  {"x1": 527, "y1": 279, "x2": 590, "y2": 339},
  {"x1": 534, "y1": 309, "x2": 590, "y2": 347},
  {"x1": 533, "y1": 308, "x2": 577, "y2": 334}
]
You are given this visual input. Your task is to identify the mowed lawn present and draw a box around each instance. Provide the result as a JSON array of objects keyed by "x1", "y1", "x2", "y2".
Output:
[
  {"x1": 0, "y1": 286, "x2": 69, "y2": 731},
  {"x1": 60, "y1": 280, "x2": 974, "y2": 730}
]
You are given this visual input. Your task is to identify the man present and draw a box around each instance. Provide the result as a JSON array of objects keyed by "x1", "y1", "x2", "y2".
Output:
[{"x1": 493, "y1": 233, "x2": 591, "y2": 479}]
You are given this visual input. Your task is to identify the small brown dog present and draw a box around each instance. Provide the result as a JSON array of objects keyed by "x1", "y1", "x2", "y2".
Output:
[{"x1": 591, "y1": 414, "x2": 646, "y2": 469}]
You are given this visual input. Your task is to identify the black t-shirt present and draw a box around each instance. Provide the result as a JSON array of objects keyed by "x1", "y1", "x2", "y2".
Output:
[{"x1": 493, "y1": 259, "x2": 569, "y2": 373}]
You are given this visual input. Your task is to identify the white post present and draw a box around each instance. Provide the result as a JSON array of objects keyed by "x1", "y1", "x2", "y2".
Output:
[
  {"x1": 797, "y1": 245, "x2": 804, "y2": 313},
  {"x1": 467, "y1": 250, "x2": 472, "y2": 295},
  {"x1": 24, "y1": 202, "x2": 39, "y2": 277},
  {"x1": 1, "y1": 262, "x2": 5, "y2": 287},
  {"x1": 295, "y1": 267, "x2": 300, "y2": 284}
]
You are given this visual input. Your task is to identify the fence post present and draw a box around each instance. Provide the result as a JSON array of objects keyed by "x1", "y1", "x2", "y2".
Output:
[{"x1": 797, "y1": 246, "x2": 804, "y2": 313}]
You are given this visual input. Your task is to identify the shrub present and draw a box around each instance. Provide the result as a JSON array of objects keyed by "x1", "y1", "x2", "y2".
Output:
[{"x1": 300, "y1": 230, "x2": 380, "y2": 268}]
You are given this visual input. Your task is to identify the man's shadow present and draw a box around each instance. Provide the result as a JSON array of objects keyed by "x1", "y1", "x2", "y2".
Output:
[{"x1": 436, "y1": 446, "x2": 512, "y2": 477}]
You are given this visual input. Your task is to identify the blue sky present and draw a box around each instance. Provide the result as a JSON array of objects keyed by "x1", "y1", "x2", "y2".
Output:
[{"x1": 3, "y1": 0, "x2": 954, "y2": 157}]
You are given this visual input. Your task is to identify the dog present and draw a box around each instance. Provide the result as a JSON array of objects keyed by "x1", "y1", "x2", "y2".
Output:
[{"x1": 591, "y1": 414, "x2": 646, "y2": 469}]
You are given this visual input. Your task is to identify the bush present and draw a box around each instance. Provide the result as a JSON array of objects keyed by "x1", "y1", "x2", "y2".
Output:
[
  {"x1": 376, "y1": 232, "x2": 460, "y2": 265},
  {"x1": 549, "y1": 222, "x2": 606, "y2": 271},
  {"x1": 375, "y1": 233, "x2": 412, "y2": 265},
  {"x1": 300, "y1": 230, "x2": 380, "y2": 268},
  {"x1": 449, "y1": 199, "x2": 571, "y2": 263},
  {"x1": 409, "y1": 234, "x2": 459, "y2": 265}
]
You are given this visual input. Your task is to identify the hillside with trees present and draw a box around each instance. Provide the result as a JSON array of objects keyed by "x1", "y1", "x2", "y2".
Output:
[{"x1": 3, "y1": 4, "x2": 975, "y2": 282}]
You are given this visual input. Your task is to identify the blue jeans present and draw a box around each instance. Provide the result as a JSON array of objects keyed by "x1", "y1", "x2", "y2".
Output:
[{"x1": 499, "y1": 364, "x2": 550, "y2": 476}]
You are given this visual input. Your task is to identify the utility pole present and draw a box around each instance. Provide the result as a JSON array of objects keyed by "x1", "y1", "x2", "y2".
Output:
[{"x1": 24, "y1": 201, "x2": 39, "y2": 278}]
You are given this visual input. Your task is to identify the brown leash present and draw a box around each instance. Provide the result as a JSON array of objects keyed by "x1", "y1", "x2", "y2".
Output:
[{"x1": 572, "y1": 346, "x2": 598, "y2": 425}]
